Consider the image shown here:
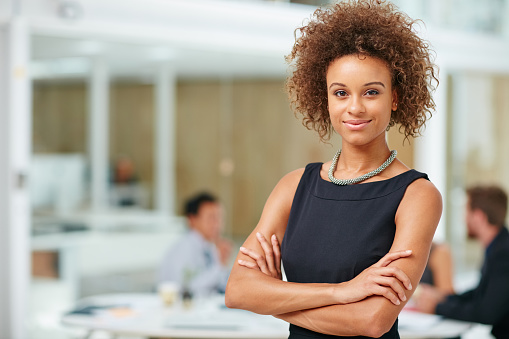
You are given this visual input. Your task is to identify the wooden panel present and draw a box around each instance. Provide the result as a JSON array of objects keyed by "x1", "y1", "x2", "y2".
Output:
[
  {"x1": 110, "y1": 83, "x2": 155, "y2": 207},
  {"x1": 175, "y1": 81, "x2": 223, "y2": 215},
  {"x1": 387, "y1": 126, "x2": 414, "y2": 169},
  {"x1": 32, "y1": 81, "x2": 87, "y2": 154}
]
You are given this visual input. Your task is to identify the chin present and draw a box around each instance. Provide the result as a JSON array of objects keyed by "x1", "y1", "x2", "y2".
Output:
[{"x1": 339, "y1": 130, "x2": 385, "y2": 147}]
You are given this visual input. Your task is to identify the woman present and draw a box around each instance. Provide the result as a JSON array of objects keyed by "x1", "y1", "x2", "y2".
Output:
[
  {"x1": 420, "y1": 242, "x2": 455, "y2": 294},
  {"x1": 225, "y1": 1, "x2": 442, "y2": 338}
]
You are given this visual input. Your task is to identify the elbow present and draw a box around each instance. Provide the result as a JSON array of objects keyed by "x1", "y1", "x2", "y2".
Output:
[
  {"x1": 361, "y1": 304, "x2": 397, "y2": 338},
  {"x1": 224, "y1": 280, "x2": 241, "y2": 309},
  {"x1": 224, "y1": 292, "x2": 237, "y2": 309},
  {"x1": 363, "y1": 324, "x2": 392, "y2": 338}
]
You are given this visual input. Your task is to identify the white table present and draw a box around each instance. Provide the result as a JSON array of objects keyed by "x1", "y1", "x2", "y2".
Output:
[
  {"x1": 62, "y1": 293, "x2": 289, "y2": 338},
  {"x1": 62, "y1": 294, "x2": 474, "y2": 339},
  {"x1": 398, "y1": 309, "x2": 473, "y2": 338}
]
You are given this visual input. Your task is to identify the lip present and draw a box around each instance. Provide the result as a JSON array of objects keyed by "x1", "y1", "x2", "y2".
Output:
[{"x1": 343, "y1": 119, "x2": 371, "y2": 131}]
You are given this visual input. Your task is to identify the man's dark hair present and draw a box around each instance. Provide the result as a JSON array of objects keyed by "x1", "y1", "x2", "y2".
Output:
[
  {"x1": 467, "y1": 185, "x2": 508, "y2": 228},
  {"x1": 184, "y1": 192, "x2": 218, "y2": 216}
]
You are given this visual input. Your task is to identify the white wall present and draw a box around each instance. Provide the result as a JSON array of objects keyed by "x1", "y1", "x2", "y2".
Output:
[{"x1": 0, "y1": 17, "x2": 32, "y2": 339}]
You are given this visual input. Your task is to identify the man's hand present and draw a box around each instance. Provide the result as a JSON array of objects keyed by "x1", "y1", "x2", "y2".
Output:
[
  {"x1": 413, "y1": 283, "x2": 447, "y2": 314},
  {"x1": 216, "y1": 237, "x2": 234, "y2": 266}
]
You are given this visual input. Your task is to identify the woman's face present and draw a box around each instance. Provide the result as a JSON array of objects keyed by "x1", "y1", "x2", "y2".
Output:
[{"x1": 326, "y1": 54, "x2": 397, "y2": 147}]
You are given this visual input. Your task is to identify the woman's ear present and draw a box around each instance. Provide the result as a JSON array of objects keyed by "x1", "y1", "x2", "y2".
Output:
[{"x1": 392, "y1": 90, "x2": 398, "y2": 111}]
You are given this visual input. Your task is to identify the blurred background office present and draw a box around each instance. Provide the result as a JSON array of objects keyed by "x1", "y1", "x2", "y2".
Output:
[{"x1": 1, "y1": 0, "x2": 509, "y2": 338}]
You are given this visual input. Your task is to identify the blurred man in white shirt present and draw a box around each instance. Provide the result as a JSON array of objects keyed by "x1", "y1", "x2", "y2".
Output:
[{"x1": 158, "y1": 192, "x2": 232, "y2": 297}]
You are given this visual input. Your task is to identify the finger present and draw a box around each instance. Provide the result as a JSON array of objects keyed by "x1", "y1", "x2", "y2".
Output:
[
  {"x1": 239, "y1": 247, "x2": 270, "y2": 275},
  {"x1": 375, "y1": 250, "x2": 412, "y2": 268},
  {"x1": 374, "y1": 266, "x2": 413, "y2": 291},
  {"x1": 376, "y1": 250, "x2": 412, "y2": 267},
  {"x1": 374, "y1": 276, "x2": 407, "y2": 302},
  {"x1": 256, "y1": 232, "x2": 277, "y2": 275},
  {"x1": 242, "y1": 245, "x2": 271, "y2": 275},
  {"x1": 271, "y1": 234, "x2": 282, "y2": 277},
  {"x1": 237, "y1": 259, "x2": 260, "y2": 270},
  {"x1": 372, "y1": 285, "x2": 401, "y2": 306},
  {"x1": 383, "y1": 266, "x2": 413, "y2": 290},
  {"x1": 239, "y1": 246, "x2": 258, "y2": 260}
]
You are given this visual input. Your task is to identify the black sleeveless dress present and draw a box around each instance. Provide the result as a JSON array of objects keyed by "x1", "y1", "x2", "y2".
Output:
[{"x1": 281, "y1": 163, "x2": 428, "y2": 339}]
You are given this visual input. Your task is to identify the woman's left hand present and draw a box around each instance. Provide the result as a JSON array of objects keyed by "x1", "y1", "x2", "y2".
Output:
[{"x1": 237, "y1": 232, "x2": 282, "y2": 280}]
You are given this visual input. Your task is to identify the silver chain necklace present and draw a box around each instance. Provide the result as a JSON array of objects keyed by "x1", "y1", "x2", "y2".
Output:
[{"x1": 328, "y1": 149, "x2": 397, "y2": 185}]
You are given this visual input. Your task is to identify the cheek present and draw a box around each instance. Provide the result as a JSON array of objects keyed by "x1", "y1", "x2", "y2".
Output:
[
  {"x1": 327, "y1": 101, "x2": 347, "y2": 120},
  {"x1": 373, "y1": 103, "x2": 393, "y2": 124}
]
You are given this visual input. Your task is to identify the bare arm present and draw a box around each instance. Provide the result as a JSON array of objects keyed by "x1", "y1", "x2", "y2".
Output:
[{"x1": 274, "y1": 178, "x2": 442, "y2": 337}]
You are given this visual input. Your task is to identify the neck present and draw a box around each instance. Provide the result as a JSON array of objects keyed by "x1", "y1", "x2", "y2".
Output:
[
  {"x1": 337, "y1": 143, "x2": 391, "y2": 173},
  {"x1": 479, "y1": 225, "x2": 501, "y2": 248}
]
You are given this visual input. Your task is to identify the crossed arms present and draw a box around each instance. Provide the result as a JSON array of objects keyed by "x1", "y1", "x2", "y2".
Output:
[{"x1": 225, "y1": 168, "x2": 442, "y2": 337}]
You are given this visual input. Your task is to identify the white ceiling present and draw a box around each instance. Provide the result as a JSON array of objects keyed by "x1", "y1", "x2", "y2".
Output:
[
  {"x1": 27, "y1": 0, "x2": 316, "y2": 80},
  {"x1": 31, "y1": 35, "x2": 290, "y2": 80},
  {"x1": 23, "y1": 0, "x2": 509, "y2": 81}
]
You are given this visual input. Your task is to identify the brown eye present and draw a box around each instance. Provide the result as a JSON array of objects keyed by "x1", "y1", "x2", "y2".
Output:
[{"x1": 334, "y1": 90, "x2": 348, "y2": 97}]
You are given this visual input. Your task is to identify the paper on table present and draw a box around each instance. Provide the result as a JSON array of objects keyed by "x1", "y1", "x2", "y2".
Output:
[
  {"x1": 165, "y1": 308, "x2": 286, "y2": 332},
  {"x1": 398, "y1": 310, "x2": 442, "y2": 330}
]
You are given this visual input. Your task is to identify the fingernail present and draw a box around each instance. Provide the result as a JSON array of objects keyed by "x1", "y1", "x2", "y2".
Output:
[
  {"x1": 408, "y1": 283, "x2": 412, "y2": 290},
  {"x1": 406, "y1": 250, "x2": 412, "y2": 254},
  {"x1": 272, "y1": 234, "x2": 276, "y2": 240},
  {"x1": 396, "y1": 300, "x2": 400, "y2": 305},
  {"x1": 238, "y1": 260, "x2": 243, "y2": 264},
  {"x1": 240, "y1": 247, "x2": 246, "y2": 251},
  {"x1": 256, "y1": 232, "x2": 262, "y2": 238},
  {"x1": 402, "y1": 295, "x2": 407, "y2": 301}
]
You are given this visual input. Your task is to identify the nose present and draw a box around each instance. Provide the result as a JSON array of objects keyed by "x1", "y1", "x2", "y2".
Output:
[{"x1": 348, "y1": 95, "x2": 365, "y2": 115}]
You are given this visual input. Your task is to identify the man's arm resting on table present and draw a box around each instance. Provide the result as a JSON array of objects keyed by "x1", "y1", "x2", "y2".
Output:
[{"x1": 436, "y1": 257, "x2": 509, "y2": 325}]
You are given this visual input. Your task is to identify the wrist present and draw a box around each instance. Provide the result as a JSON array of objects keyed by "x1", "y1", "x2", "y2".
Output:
[{"x1": 330, "y1": 283, "x2": 348, "y2": 305}]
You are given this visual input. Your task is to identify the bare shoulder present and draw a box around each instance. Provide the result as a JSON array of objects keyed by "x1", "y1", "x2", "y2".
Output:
[
  {"x1": 272, "y1": 167, "x2": 305, "y2": 197},
  {"x1": 261, "y1": 167, "x2": 306, "y2": 212},
  {"x1": 397, "y1": 176, "x2": 442, "y2": 227},
  {"x1": 254, "y1": 168, "x2": 306, "y2": 239},
  {"x1": 404, "y1": 177, "x2": 442, "y2": 206}
]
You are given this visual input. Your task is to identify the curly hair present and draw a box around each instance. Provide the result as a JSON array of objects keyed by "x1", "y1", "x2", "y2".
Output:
[{"x1": 286, "y1": 0, "x2": 438, "y2": 142}]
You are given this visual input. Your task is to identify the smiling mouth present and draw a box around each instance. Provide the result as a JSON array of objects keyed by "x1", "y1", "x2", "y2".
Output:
[
  {"x1": 343, "y1": 120, "x2": 371, "y2": 130},
  {"x1": 344, "y1": 120, "x2": 371, "y2": 125}
]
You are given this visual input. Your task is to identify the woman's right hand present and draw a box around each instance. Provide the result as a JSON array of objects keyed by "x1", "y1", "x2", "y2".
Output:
[
  {"x1": 237, "y1": 232, "x2": 282, "y2": 280},
  {"x1": 336, "y1": 250, "x2": 413, "y2": 306}
]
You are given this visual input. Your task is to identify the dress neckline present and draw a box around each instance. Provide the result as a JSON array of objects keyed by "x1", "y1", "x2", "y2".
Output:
[
  {"x1": 318, "y1": 162, "x2": 415, "y2": 186},
  {"x1": 304, "y1": 163, "x2": 427, "y2": 201}
]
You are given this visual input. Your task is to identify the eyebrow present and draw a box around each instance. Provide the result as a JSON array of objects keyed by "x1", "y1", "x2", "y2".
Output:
[
  {"x1": 365, "y1": 81, "x2": 385, "y2": 88},
  {"x1": 328, "y1": 81, "x2": 386, "y2": 89}
]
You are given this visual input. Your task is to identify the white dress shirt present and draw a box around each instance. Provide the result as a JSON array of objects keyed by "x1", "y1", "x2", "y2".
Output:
[{"x1": 158, "y1": 229, "x2": 229, "y2": 296}]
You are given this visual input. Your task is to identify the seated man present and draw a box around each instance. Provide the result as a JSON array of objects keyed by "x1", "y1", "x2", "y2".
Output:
[
  {"x1": 414, "y1": 185, "x2": 509, "y2": 339},
  {"x1": 158, "y1": 192, "x2": 232, "y2": 297}
]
